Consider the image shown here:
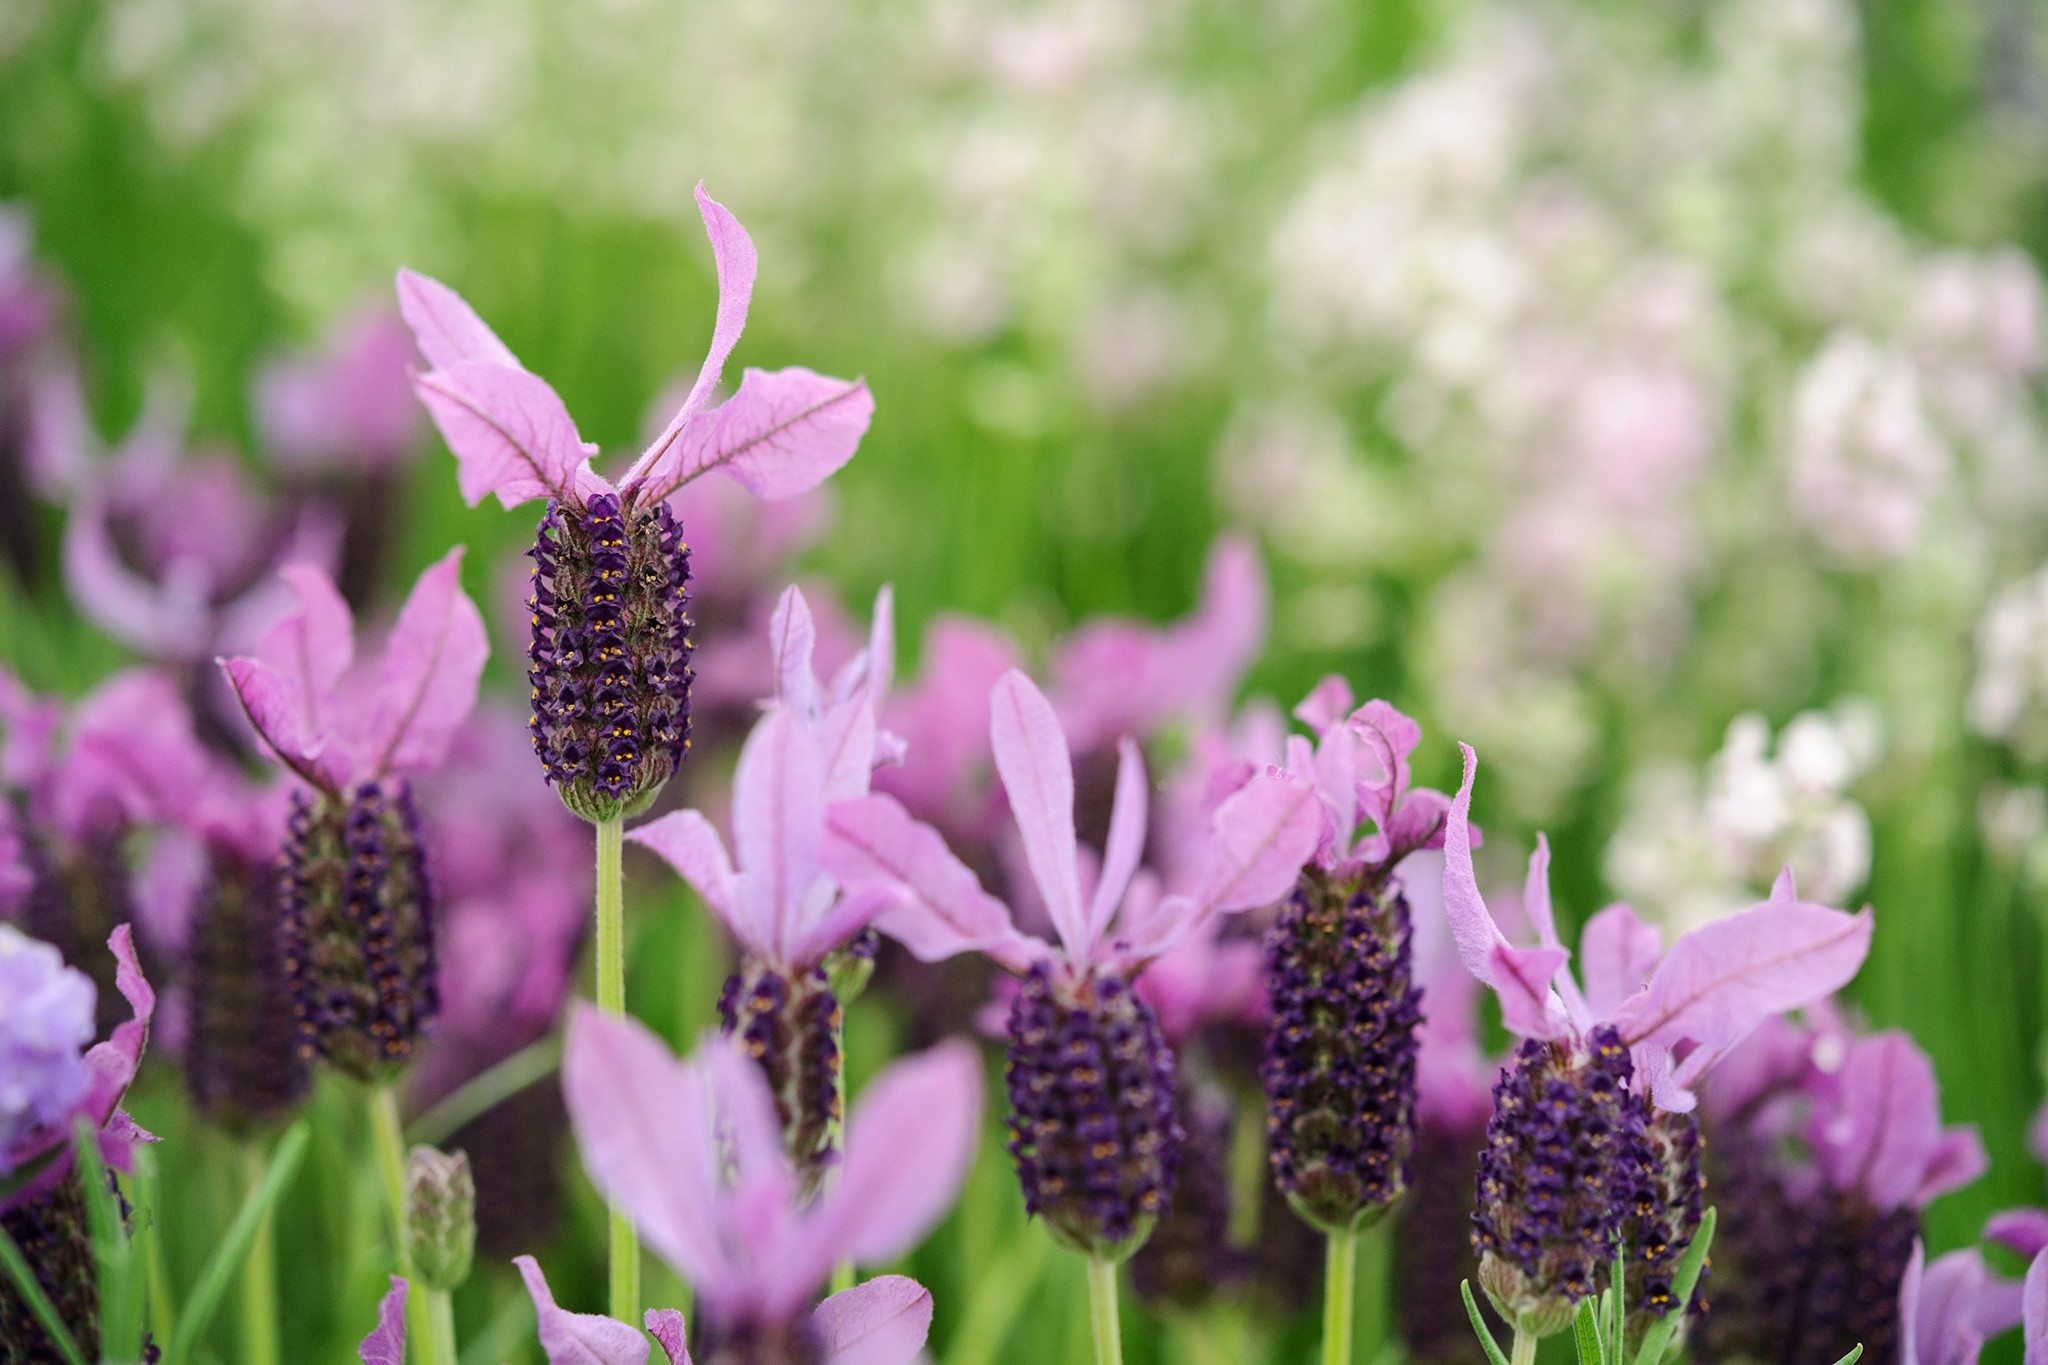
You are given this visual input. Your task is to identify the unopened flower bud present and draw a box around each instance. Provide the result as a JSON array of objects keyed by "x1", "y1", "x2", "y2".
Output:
[
  {"x1": 404, "y1": 1146, "x2": 476, "y2": 1292},
  {"x1": 280, "y1": 780, "x2": 439, "y2": 1080},
  {"x1": 527, "y1": 491, "x2": 694, "y2": 824},
  {"x1": 1004, "y1": 962, "x2": 1179, "y2": 1261}
]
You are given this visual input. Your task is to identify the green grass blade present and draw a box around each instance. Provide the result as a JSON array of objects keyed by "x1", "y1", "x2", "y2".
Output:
[
  {"x1": 0, "y1": 1221, "x2": 90, "y2": 1365},
  {"x1": 73, "y1": 1121, "x2": 143, "y2": 1362},
  {"x1": 161, "y1": 1121, "x2": 310, "y2": 1365},
  {"x1": 1828, "y1": 1347, "x2": 1864, "y2": 1365},
  {"x1": 1461, "y1": 1280, "x2": 1513, "y2": 1365},
  {"x1": 1609, "y1": 1239, "x2": 1627, "y2": 1363},
  {"x1": 1631, "y1": 1207, "x2": 1717, "y2": 1365},
  {"x1": 1574, "y1": 1298, "x2": 1604, "y2": 1365}
]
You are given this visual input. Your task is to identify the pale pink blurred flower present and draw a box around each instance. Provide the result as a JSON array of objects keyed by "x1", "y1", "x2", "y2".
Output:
[
  {"x1": 1789, "y1": 330, "x2": 1951, "y2": 565},
  {"x1": 255, "y1": 306, "x2": 422, "y2": 475}
]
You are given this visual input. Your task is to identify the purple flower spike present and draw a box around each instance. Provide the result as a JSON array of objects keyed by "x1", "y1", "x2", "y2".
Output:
[
  {"x1": 222, "y1": 552, "x2": 487, "y2": 1079},
  {"x1": 558, "y1": 1006, "x2": 974, "y2": 1356},
  {"x1": 0, "y1": 926, "x2": 155, "y2": 1364},
  {"x1": 1443, "y1": 744, "x2": 1873, "y2": 1336},
  {"x1": 402, "y1": 187, "x2": 872, "y2": 823},
  {"x1": 825, "y1": 669, "x2": 1319, "y2": 1258}
]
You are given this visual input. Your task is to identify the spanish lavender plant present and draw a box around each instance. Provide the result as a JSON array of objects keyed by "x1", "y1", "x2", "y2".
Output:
[
  {"x1": 825, "y1": 669, "x2": 1320, "y2": 1365},
  {"x1": 1700, "y1": 1017, "x2": 1990, "y2": 1365},
  {"x1": 401, "y1": 186, "x2": 871, "y2": 1320},
  {"x1": 629, "y1": 585, "x2": 896, "y2": 1191},
  {"x1": 0, "y1": 925, "x2": 154, "y2": 1364},
  {"x1": 1442, "y1": 746, "x2": 1874, "y2": 1354},
  {"x1": 1254, "y1": 680, "x2": 1454, "y2": 1365},
  {"x1": 508, "y1": 1006, "x2": 981, "y2": 1365},
  {"x1": 219, "y1": 549, "x2": 486, "y2": 1350}
]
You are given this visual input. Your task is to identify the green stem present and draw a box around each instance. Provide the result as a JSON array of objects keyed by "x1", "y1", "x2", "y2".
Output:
[
  {"x1": 594, "y1": 815, "x2": 641, "y2": 1325},
  {"x1": 830, "y1": 1261, "x2": 857, "y2": 1295},
  {"x1": 1355, "y1": 1219, "x2": 1390, "y2": 1364},
  {"x1": 368, "y1": 1085, "x2": 433, "y2": 1364},
  {"x1": 1323, "y1": 1228, "x2": 1358, "y2": 1365},
  {"x1": 426, "y1": 1288, "x2": 458, "y2": 1365},
  {"x1": 1513, "y1": 1328, "x2": 1539, "y2": 1365},
  {"x1": 240, "y1": 1144, "x2": 280, "y2": 1365},
  {"x1": 1226, "y1": 1099, "x2": 1267, "y2": 1247},
  {"x1": 1086, "y1": 1256, "x2": 1123, "y2": 1365}
]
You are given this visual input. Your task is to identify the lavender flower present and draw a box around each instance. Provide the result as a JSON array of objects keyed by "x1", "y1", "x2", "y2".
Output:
[
  {"x1": 0, "y1": 926, "x2": 155, "y2": 1364},
  {"x1": 629, "y1": 585, "x2": 898, "y2": 1187},
  {"x1": 400, "y1": 185, "x2": 873, "y2": 824},
  {"x1": 1700, "y1": 1018, "x2": 1989, "y2": 1365},
  {"x1": 497, "y1": 1006, "x2": 980, "y2": 1364},
  {"x1": 220, "y1": 552, "x2": 488, "y2": 1079},
  {"x1": 1262, "y1": 682, "x2": 1451, "y2": 1235},
  {"x1": 1442, "y1": 746, "x2": 1873, "y2": 1337},
  {"x1": 827, "y1": 670, "x2": 1320, "y2": 1259}
]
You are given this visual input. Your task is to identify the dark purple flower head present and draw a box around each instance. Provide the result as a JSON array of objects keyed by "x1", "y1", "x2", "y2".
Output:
[
  {"x1": 1129, "y1": 1076, "x2": 1247, "y2": 1308},
  {"x1": 222, "y1": 553, "x2": 487, "y2": 1080},
  {"x1": 400, "y1": 186, "x2": 874, "y2": 825}
]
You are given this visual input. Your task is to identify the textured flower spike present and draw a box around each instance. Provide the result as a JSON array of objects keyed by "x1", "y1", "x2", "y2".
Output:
[
  {"x1": 627, "y1": 690, "x2": 899, "y2": 1186},
  {"x1": 1443, "y1": 744, "x2": 1872, "y2": 1338},
  {"x1": 1050, "y1": 534, "x2": 1268, "y2": 753},
  {"x1": 221, "y1": 552, "x2": 488, "y2": 1080},
  {"x1": 548, "y1": 1006, "x2": 975, "y2": 1360},
  {"x1": 1702, "y1": 1021, "x2": 1989, "y2": 1365},
  {"x1": 826, "y1": 669, "x2": 1319, "y2": 1260},
  {"x1": 1260, "y1": 685, "x2": 1454, "y2": 1239},
  {"x1": 0, "y1": 926, "x2": 155, "y2": 1364},
  {"x1": 401, "y1": 185, "x2": 873, "y2": 823}
]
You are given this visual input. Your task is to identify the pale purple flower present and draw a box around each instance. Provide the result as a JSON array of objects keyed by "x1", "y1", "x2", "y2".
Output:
[
  {"x1": 1806, "y1": 1030, "x2": 1988, "y2": 1212},
  {"x1": 1900, "y1": 1242, "x2": 2027, "y2": 1365},
  {"x1": 545, "y1": 1005, "x2": 978, "y2": 1356},
  {"x1": 256, "y1": 307, "x2": 422, "y2": 475},
  {"x1": 1049, "y1": 534, "x2": 1267, "y2": 754},
  {"x1": 357, "y1": 1277, "x2": 407, "y2": 1365},
  {"x1": 220, "y1": 549, "x2": 489, "y2": 796},
  {"x1": 1442, "y1": 744, "x2": 1873, "y2": 1109},
  {"x1": 1400, "y1": 849, "x2": 1496, "y2": 1135},
  {"x1": 0, "y1": 925, "x2": 156, "y2": 1207},
  {"x1": 872, "y1": 615, "x2": 1023, "y2": 843},
  {"x1": 0, "y1": 924, "x2": 96, "y2": 1165},
  {"x1": 1288, "y1": 675, "x2": 1456, "y2": 874},
  {"x1": 400, "y1": 185, "x2": 871, "y2": 515},
  {"x1": 829, "y1": 669, "x2": 1320, "y2": 981}
]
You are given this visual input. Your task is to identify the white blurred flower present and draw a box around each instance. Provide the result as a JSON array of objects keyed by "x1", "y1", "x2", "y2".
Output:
[
  {"x1": 1970, "y1": 564, "x2": 2048, "y2": 756},
  {"x1": 1788, "y1": 330, "x2": 1950, "y2": 566}
]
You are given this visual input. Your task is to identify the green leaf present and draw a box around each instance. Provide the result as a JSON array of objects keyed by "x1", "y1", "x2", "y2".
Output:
[
  {"x1": 0, "y1": 1221, "x2": 90, "y2": 1365},
  {"x1": 1462, "y1": 1280, "x2": 1513, "y2": 1365},
  {"x1": 1632, "y1": 1206, "x2": 1718, "y2": 1365},
  {"x1": 73, "y1": 1120, "x2": 143, "y2": 1363},
  {"x1": 1828, "y1": 1347, "x2": 1865, "y2": 1365},
  {"x1": 161, "y1": 1120, "x2": 310, "y2": 1365},
  {"x1": 1574, "y1": 1298, "x2": 1605, "y2": 1365},
  {"x1": 1609, "y1": 1239, "x2": 1628, "y2": 1364}
]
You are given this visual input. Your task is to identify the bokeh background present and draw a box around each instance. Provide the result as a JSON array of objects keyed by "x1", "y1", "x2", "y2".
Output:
[{"x1": 5, "y1": 0, "x2": 2048, "y2": 1359}]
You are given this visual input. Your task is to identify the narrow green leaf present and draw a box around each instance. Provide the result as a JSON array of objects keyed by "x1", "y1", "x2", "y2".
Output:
[
  {"x1": 1828, "y1": 1347, "x2": 1864, "y2": 1365},
  {"x1": 1574, "y1": 1298, "x2": 1605, "y2": 1365},
  {"x1": 1608, "y1": 1238, "x2": 1627, "y2": 1365},
  {"x1": 1632, "y1": 1206, "x2": 1718, "y2": 1365},
  {"x1": 73, "y1": 1121, "x2": 143, "y2": 1363},
  {"x1": 1462, "y1": 1280, "x2": 1514, "y2": 1365},
  {"x1": 161, "y1": 1120, "x2": 310, "y2": 1365},
  {"x1": 0, "y1": 1222, "x2": 90, "y2": 1365}
]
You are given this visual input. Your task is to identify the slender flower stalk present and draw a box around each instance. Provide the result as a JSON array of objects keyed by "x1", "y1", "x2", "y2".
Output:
[
  {"x1": 1087, "y1": 1255, "x2": 1123, "y2": 1365},
  {"x1": 240, "y1": 1142, "x2": 281, "y2": 1365},
  {"x1": 1322, "y1": 1228, "x2": 1356, "y2": 1365}
]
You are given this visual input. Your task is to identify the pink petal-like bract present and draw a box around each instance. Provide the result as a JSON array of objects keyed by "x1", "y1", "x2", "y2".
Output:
[
  {"x1": 823, "y1": 795, "x2": 1042, "y2": 972},
  {"x1": 1488, "y1": 942, "x2": 1571, "y2": 1040},
  {"x1": 357, "y1": 1277, "x2": 408, "y2": 1365},
  {"x1": 1195, "y1": 768, "x2": 1320, "y2": 913},
  {"x1": 1086, "y1": 738, "x2": 1149, "y2": 945},
  {"x1": 2025, "y1": 1250, "x2": 2048, "y2": 1365},
  {"x1": 366, "y1": 546, "x2": 490, "y2": 778},
  {"x1": 415, "y1": 361, "x2": 594, "y2": 508},
  {"x1": 629, "y1": 811, "x2": 746, "y2": 947},
  {"x1": 515, "y1": 1256, "x2": 652, "y2": 1365},
  {"x1": 811, "y1": 1277, "x2": 934, "y2": 1365},
  {"x1": 562, "y1": 1007, "x2": 724, "y2": 1293},
  {"x1": 624, "y1": 185, "x2": 761, "y2": 494},
  {"x1": 1577, "y1": 903, "x2": 1663, "y2": 1018},
  {"x1": 1610, "y1": 897, "x2": 1873, "y2": 1052},
  {"x1": 1820, "y1": 1031, "x2": 1943, "y2": 1210},
  {"x1": 220, "y1": 655, "x2": 329, "y2": 789},
  {"x1": 801, "y1": 1042, "x2": 982, "y2": 1294},
  {"x1": 650, "y1": 367, "x2": 874, "y2": 503},
  {"x1": 645, "y1": 1310, "x2": 691, "y2": 1365},
  {"x1": 1442, "y1": 745, "x2": 1566, "y2": 1041},
  {"x1": 988, "y1": 670, "x2": 1087, "y2": 960},
  {"x1": 1987, "y1": 1210, "x2": 2048, "y2": 1262},
  {"x1": 733, "y1": 707, "x2": 825, "y2": 964},
  {"x1": 259, "y1": 564, "x2": 357, "y2": 743},
  {"x1": 395, "y1": 269, "x2": 521, "y2": 371},
  {"x1": 770, "y1": 585, "x2": 819, "y2": 717}
]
